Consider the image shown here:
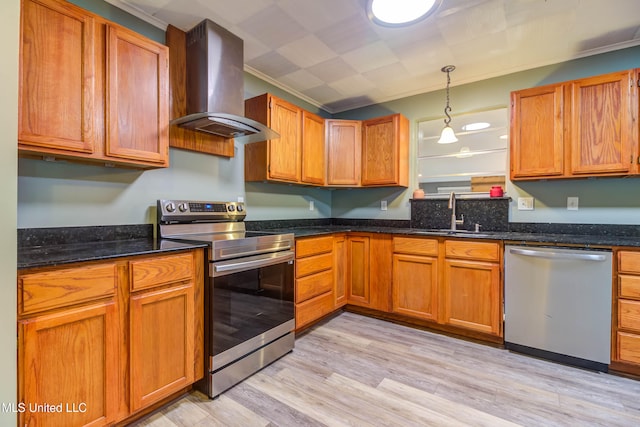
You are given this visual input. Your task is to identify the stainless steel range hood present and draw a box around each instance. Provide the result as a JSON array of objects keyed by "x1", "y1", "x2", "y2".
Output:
[{"x1": 170, "y1": 19, "x2": 278, "y2": 144}]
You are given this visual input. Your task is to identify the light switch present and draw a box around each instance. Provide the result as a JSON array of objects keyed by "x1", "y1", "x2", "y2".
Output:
[
  {"x1": 381, "y1": 200, "x2": 388, "y2": 211},
  {"x1": 309, "y1": 200, "x2": 314, "y2": 211}
]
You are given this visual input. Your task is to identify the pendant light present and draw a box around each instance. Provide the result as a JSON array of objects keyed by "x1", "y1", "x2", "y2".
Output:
[{"x1": 437, "y1": 65, "x2": 458, "y2": 144}]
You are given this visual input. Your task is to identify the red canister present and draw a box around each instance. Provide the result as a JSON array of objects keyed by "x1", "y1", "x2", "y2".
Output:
[{"x1": 489, "y1": 186, "x2": 504, "y2": 197}]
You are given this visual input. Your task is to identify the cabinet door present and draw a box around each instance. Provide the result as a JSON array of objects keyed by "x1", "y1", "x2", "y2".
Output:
[
  {"x1": 19, "y1": 301, "x2": 119, "y2": 427},
  {"x1": 361, "y1": 114, "x2": 408, "y2": 186},
  {"x1": 443, "y1": 259, "x2": 501, "y2": 336},
  {"x1": 510, "y1": 84, "x2": 565, "y2": 179},
  {"x1": 301, "y1": 111, "x2": 325, "y2": 185},
  {"x1": 130, "y1": 283, "x2": 194, "y2": 411},
  {"x1": 569, "y1": 70, "x2": 634, "y2": 175},
  {"x1": 333, "y1": 234, "x2": 347, "y2": 307},
  {"x1": 268, "y1": 97, "x2": 301, "y2": 182},
  {"x1": 105, "y1": 25, "x2": 169, "y2": 165},
  {"x1": 326, "y1": 119, "x2": 361, "y2": 186},
  {"x1": 347, "y1": 235, "x2": 370, "y2": 306},
  {"x1": 393, "y1": 254, "x2": 438, "y2": 321},
  {"x1": 19, "y1": 0, "x2": 96, "y2": 154}
]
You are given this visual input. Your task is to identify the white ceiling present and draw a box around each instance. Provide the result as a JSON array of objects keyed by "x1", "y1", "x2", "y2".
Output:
[{"x1": 106, "y1": 0, "x2": 640, "y2": 113}]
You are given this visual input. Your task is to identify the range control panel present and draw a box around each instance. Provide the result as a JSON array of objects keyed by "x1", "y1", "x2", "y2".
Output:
[{"x1": 157, "y1": 199, "x2": 246, "y2": 223}]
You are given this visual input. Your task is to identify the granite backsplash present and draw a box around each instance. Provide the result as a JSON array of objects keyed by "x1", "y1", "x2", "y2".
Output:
[{"x1": 410, "y1": 197, "x2": 510, "y2": 232}]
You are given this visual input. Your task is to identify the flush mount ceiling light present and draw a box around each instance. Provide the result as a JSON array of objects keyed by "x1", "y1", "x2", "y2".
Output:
[
  {"x1": 462, "y1": 122, "x2": 490, "y2": 131},
  {"x1": 437, "y1": 65, "x2": 458, "y2": 144},
  {"x1": 366, "y1": 0, "x2": 442, "y2": 27}
]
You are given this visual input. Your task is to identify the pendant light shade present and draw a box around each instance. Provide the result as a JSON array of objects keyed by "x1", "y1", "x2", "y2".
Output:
[
  {"x1": 437, "y1": 65, "x2": 458, "y2": 144},
  {"x1": 438, "y1": 125, "x2": 458, "y2": 144}
]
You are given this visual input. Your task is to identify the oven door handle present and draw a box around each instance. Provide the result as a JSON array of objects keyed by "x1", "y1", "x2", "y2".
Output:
[{"x1": 212, "y1": 250, "x2": 295, "y2": 275}]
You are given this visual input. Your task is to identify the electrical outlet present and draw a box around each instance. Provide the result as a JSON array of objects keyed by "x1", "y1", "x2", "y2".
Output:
[
  {"x1": 567, "y1": 197, "x2": 579, "y2": 211},
  {"x1": 381, "y1": 200, "x2": 387, "y2": 211},
  {"x1": 237, "y1": 196, "x2": 244, "y2": 203},
  {"x1": 309, "y1": 200, "x2": 314, "y2": 211},
  {"x1": 517, "y1": 197, "x2": 534, "y2": 211}
]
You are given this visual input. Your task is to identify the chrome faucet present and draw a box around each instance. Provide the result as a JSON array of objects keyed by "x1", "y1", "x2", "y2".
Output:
[{"x1": 448, "y1": 192, "x2": 464, "y2": 231}]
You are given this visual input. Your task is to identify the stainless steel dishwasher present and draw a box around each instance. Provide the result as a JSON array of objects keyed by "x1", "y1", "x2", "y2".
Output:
[{"x1": 504, "y1": 245, "x2": 612, "y2": 371}]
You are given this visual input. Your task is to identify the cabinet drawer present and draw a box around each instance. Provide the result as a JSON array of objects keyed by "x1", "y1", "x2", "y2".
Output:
[
  {"x1": 617, "y1": 332, "x2": 640, "y2": 364},
  {"x1": 445, "y1": 240, "x2": 500, "y2": 262},
  {"x1": 619, "y1": 275, "x2": 640, "y2": 299},
  {"x1": 296, "y1": 236, "x2": 333, "y2": 258},
  {"x1": 296, "y1": 291, "x2": 334, "y2": 329},
  {"x1": 393, "y1": 237, "x2": 438, "y2": 256},
  {"x1": 619, "y1": 299, "x2": 640, "y2": 333},
  {"x1": 19, "y1": 263, "x2": 117, "y2": 315},
  {"x1": 296, "y1": 252, "x2": 332, "y2": 278},
  {"x1": 619, "y1": 251, "x2": 640, "y2": 274},
  {"x1": 130, "y1": 252, "x2": 193, "y2": 291},
  {"x1": 296, "y1": 269, "x2": 333, "y2": 303}
]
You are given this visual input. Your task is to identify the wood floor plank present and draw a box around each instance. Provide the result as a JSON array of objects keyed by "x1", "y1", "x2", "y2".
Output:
[
  {"x1": 130, "y1": 312, "x2": 640, "y2": 427},
  {"x1": 377, "y1": 378, "x2": 518, "y2": 427}
]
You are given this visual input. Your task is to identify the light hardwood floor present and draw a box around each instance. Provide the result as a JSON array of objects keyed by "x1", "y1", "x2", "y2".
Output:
[{"x1": 132, "y1": 312, "x2": 640, "y2": 426}]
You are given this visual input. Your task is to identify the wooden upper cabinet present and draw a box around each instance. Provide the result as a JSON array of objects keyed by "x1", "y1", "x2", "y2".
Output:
[
  {"x1": 105, "y1": 25, "x2": 169, "y2": 165},
  {"x1": 245, "y1": 93, "x2": 302, "y2": 183},
  {"x1": 19, "y1": 0, "x2": 96, "y2": 154},
  {"x1": 361, "y1": 113, "x2": 409, "y2": 187},
  {"x1": 510, "y1": 84, "x2": 565, "y2": 179},
  {"x1": 301, "y1": 111, "x2": 326, "y2": 185},
  {"x1": 326, "y1": 119, "x2": 362, "y2": 186},
  {"x1": 511, "y1": 69, "x2": 637, "y2": 180},
  {"x1": 18, "y1": 0, "x2": 169, "y2": 168},
  {"x1": 569, "y1": 70, "x2": 634, "y2": 176}
]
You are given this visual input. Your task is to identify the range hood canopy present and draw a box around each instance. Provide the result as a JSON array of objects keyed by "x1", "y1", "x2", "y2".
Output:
[{"x1": 170, "y1": 19, "x2": 279, "y2": 143}]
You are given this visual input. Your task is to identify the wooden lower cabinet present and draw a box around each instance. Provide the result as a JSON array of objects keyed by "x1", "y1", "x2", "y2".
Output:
[
  {"x1": 393, "y1": 253, "x2": 438, "y2": 321},
  {"x1": 612, "y1": 250, "x2": 640, "y2": 374},
  {"x1": 130, "y1": 283, "x2": 194, "y2": 412},
  {"x1": 333, "y1": 234, "x2": 347, "y2": 307},
  {"x1": 295, "y1": 236, "x2": 336, "y2": 330},
  {"x1": 19, "y1": 301, "x2": 120, "y2": 427},
  {"x1": 347, "y1": 233, "x2": 392, "y2": 312},
  {"x1": 17, "y1": 249, "x2": 204, "y2": 426},
  {"x1": 442, "y1": 258, "x2": 501, "y2": 335},
  {"x1": 391, "y1": 237, "x2": 503, "y2": 339}
]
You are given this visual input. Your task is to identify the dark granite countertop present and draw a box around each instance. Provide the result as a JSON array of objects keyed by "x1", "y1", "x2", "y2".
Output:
[
  {"x1": 18, "y1": 225, "x2": 208, "y2": 270},
  {"x1": 258, "y1": 225, "x2": 640, "y2": 248},
  {"x1": 18, "y1": 238, "x2": 208, "y2": 270}
]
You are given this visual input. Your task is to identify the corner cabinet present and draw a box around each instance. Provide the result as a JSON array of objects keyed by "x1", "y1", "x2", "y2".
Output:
[
  {"x1": 18, "y1": 0, "x2": 169, "y2": 169},
  {"x1": 17, "y1": 249, "x2": 204, "y2": 426},
  {"x1": 361, "y1": 114, "x2": 409, "y2": 187},
  {"x1": 347, "y1": 233, "x2": 392, "y2": 312},
  {"x1": 510, "y1": 69, "x2": 637, "y2": 180}
]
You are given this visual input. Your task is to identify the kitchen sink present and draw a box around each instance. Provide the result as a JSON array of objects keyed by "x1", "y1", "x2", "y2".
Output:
[{"x1": 411, "y1": 229, "x2": 494, "y2": 238}]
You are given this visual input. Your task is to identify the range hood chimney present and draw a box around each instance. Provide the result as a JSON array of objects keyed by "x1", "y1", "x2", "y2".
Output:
[{"x1": 170, "y1": 19, "x2": 279, "y2": 143}]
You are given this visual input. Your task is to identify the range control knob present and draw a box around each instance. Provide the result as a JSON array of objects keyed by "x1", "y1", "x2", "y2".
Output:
[
  {"x1": 165, "y1": 202, "x2": 176, "y2": 213},
  {"x1": 227, "y1": 204, "x2": 236, "y2": 212},
  {"x1": 236, "y1": 204, "x2": 244, "y2": 212},
  {"x1": 178, "y1": 203, "x2": 189, "y2": 212}
]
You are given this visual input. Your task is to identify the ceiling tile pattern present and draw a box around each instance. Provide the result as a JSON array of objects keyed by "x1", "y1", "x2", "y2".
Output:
[{"x1": 110, "y1": 0, "x2": 640, "y2": 113}]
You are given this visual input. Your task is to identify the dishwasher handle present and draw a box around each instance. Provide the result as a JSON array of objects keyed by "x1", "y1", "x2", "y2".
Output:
[{"x1": 508, "y1": 247, "x2": 607, "y2": 262}]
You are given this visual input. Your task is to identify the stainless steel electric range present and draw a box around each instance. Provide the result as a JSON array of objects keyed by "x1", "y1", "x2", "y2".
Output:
[{"x1": 157, "y1": 199, "x2": 295, "y2": 398}]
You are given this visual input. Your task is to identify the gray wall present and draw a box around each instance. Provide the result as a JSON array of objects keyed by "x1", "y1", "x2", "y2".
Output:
[{"x1": 2, "y1": 0, "x2": 18, "y2": 423}]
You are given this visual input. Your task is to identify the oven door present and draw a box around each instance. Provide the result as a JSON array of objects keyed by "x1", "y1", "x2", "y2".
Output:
[{"x1": 208, "y1": 250, "x2": 295, "y2": 371}]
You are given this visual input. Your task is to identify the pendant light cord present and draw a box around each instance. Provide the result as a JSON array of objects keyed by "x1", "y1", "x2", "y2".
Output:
[{"x1": 442, "y1": 65, "x2": 455, "y2": 126}]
